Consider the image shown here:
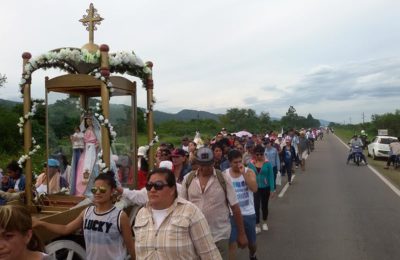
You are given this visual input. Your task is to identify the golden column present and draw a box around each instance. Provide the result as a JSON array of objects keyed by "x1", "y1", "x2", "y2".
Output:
[
  {"x1": 22, "y1": 52, "x2": 33, "y2": 206},
  {"x1": 145, "y1": 62, "x2": 155, "y2": 169},
  {"x1": 131, "y1": 83, "x2": 138, "y2": 188},
  {"x1": 100, "y1": 44, "x2": 111, "y2": 168}
]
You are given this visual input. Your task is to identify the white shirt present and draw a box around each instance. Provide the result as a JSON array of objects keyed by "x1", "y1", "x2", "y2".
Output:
[
  {"x1": 83, "y1": 206, "x2": 126, "y2": 260},
  {"x1": 151, "y1": 208, "x2": 168, "y2": 229},
  {"x1": 226, "y1": 168, "x2": 255, "y2": 216},
  {"x1": 14, "y1": 179, "x2": 21, "y2": 191},
  {"x1": 72, "y1": 132, "x2": 84, "y2": 149}
]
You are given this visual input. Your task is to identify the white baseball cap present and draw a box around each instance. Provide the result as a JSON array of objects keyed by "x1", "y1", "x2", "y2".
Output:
[{"x1": 159, "y1": 160, "x2": 173, "y2": 170}]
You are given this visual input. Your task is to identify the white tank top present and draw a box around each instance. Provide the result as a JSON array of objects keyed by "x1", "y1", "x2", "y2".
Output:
[
  {"x1": 227, "y1": 168, "x2": 255, "y2": 216},
  {"x1": 83, "y1": 206, "x2": 126, "y2": 260}
]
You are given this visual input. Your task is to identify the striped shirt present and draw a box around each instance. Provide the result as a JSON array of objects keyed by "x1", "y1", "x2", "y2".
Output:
[
  {"x1": 134, "y1": 197, "x2": 221, "y2": 259},
  {"x1": 83, "y1": 206, "x2": 126, "y2": 260}
]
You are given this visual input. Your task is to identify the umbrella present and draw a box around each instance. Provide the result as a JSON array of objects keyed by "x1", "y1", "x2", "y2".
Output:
[{"x1": 234, "y1": 130, "x2": 252, "y2": 137}]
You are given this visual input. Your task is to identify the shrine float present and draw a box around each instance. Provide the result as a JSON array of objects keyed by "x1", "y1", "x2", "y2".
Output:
[{"x1": 13, "y1": 3, "x2": 155, "y2": 258}]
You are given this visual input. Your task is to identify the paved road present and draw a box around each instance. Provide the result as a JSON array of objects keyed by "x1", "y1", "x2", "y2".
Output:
[{"x1": 237, "y1": 133, "x2": 400, "y2": 260}]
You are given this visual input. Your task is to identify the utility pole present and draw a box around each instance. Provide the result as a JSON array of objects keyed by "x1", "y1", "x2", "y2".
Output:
[
  {"x1": 349, "y1": 116, "x2": 352, "y2": 125},
  {"x1": 362, "y1": 112, "x2": 365, "y2": 124}
]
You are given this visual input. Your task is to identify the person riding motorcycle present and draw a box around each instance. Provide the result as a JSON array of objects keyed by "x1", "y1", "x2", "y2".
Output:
[
  {"x1": 360, "y1": 130, "x2": 369, "y2": 150},
  {"x1": 346, "y1": 135, "x2": 368, "y2": 165}
]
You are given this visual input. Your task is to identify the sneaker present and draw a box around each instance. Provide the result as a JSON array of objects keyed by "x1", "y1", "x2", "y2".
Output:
[
  {"x1": 250, "y1": 255, "x2": 258, "y2": 260},
  {"x1": 255, "y1": 225, "x2": 261, "y2": 234},
  {"x1": 262, "y1": 223, "x2": 268, "y2": 231}
]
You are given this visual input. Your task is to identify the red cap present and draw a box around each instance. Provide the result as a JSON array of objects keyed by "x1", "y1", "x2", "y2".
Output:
[{"x1": 171, "y1": 148, "x2": 186, "y2": 157}]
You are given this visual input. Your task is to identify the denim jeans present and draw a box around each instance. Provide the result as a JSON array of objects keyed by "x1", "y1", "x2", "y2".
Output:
[{"x1": 283, "y1": 160, "x2": 293, "y2": 182}]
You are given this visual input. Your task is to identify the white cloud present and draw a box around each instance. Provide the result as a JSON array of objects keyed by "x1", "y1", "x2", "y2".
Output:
[{"x1": 1, "y1": 0, "x2": 400, "y2": 124}]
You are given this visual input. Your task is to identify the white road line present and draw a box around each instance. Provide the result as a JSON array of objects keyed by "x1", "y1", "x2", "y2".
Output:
[
  {"x1": 278, "y1": 175, "x2": 295, "y2": 198},
  {"x1": 334, "y1": 134, "x2": 400, "y2": 197}
]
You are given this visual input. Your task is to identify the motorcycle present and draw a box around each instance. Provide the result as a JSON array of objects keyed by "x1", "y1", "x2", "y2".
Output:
[{"x1": 351, "y1": 145, "x2": 363, "y2": 166}]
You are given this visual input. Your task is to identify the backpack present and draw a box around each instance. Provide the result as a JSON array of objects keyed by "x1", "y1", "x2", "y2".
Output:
[{"x1": 185, "y1": 169, "x2": 229, "y2": 207}]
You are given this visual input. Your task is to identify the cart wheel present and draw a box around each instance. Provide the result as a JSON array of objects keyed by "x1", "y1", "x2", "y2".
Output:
[{"x1": 45, "y1": 240, "x2": 86, "y2": 260}]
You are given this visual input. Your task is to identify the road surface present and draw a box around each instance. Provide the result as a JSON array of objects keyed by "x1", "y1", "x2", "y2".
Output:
[{"x1": 236, "y1": 133, "x2": 400, "y2": 260}]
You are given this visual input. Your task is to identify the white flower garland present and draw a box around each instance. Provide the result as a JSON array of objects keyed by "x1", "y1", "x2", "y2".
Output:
[
  {"x1": 19, "y1": 48, "x2": 152, "y2": 99},
  {"x1": 108, "y1": 51, "x2": 152, "y2": 90},
  {"x1": 94, "y1": 102, "x2": 117, "y2": 142},
  {"x1": 97, "y1": 150, "x2": 109, "y2": 173},
  {"x1": 149, "y1": 132, "x2": 159, "y2": 147},
  {"x1": 140, "y1": 132, "x2": 160, "y2": 155},
  {"x1": 109, "y1": 51, "x2": 146, "y2": 70},
  {"x1": 17, "y1": 137, "x2": 41, "y2": 168},
  {"x1": 16, "y1": 100, "x2": 43, "y2": 168},
  {"x1": 20, "y1": 48, "x2": 101, "y2": 95},
  {"x1": 89, "y1": 68, "x2": 115, "y2": 93},
  {"x1": 17, "y1": 100, "x2": 42, "y2": 135}
]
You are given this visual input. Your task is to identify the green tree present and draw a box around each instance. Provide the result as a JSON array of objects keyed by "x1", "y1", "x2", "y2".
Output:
[
  {"x1": 220, "y1": 108, "x2": 259, "y2": 133},
  {"x1": 137, "y1": 108, "x2": 146, "y2": 133},
  {"x1": 0, "y1": 73, "x2": 6, "y2": 87},
  {"x1": 258, "y1": 112, "x2": 272, "y2": 133},
  {"x1": 305, "y1": 113, "x2": 320, "y2": 128},
  {"x1": 371, "y1": 110, "x2": 400, "y2": 137},
  {"x1": 0, "y1": 105, "x2": 22, "y2": 155},
  {"x1": 280, "y1": 105, "x2": 299, "y2": 130}
]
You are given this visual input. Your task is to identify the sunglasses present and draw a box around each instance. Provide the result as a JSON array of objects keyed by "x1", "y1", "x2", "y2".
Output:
[
  {"x1": 146, "y1": 181, "x2": 169, "y2": 191},
  {"x1": 91, "y1": 186, "x2": 108, "y2": 194}
]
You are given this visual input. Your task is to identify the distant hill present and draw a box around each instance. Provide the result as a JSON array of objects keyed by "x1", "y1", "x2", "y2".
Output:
[
  {"x1": 0, "y1": 98, "x2": 19, "y2": 108},
  {"x1": 154, "y1": 109, "x2": 221, "y2": 123},
  {"x1": 319, "y1": 119, "x2": 331, "y2": 126},
  {"x1": 0, "y1": 98, "x2": 331, "y2": 126}
]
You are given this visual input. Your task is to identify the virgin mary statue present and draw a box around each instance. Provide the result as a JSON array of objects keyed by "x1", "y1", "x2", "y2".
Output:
[{"x1": 74, "y1": 113, "x2": 101, "y2": 196}]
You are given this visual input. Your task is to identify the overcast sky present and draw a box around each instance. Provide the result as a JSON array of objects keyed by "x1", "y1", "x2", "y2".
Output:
[{"x1": 1, "y1": 0, "x2": 400, "y2": 123}]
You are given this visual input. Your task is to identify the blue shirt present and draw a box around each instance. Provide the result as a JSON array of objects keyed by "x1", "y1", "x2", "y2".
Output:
[
  {"x1": 3, "y1": 175, "x2": 25, "y2": 191},
  {"x1": 264, "y1": 147, "x2": 280, "y2": 171}
]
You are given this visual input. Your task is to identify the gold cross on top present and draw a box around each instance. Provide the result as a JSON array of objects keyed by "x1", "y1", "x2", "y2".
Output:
[{"x1": 79, "y1": 3, "x2": 104, "y2": 44}]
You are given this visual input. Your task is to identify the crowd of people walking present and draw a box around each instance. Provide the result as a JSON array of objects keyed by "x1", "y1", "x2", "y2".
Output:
[
  {"x1": 114, "y1": 127, "x2": 322, "y2": 259},
  {"x1": 1, "y1": 127, "x2": 325, "y2": 259}
]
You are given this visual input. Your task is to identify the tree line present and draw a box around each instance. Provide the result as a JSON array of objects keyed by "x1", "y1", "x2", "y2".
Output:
[
  {"x1": 0, "y1": 99, "x2": 322, "y2": 171},
  {"x1": 329, "y1": 109, "x2": 400, "y2": 138}
]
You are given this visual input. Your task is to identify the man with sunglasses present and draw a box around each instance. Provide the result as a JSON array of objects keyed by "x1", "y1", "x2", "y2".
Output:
[
  {"x1": 181, "y1": 147, "x2": 248, "y2": 260},
  {"x1": 134, "y1": 167, "x2": 221, "y2": 259}
]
